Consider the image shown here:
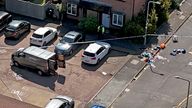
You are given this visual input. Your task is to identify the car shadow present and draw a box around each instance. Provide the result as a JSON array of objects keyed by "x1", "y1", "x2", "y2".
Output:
[
  {"x1": 65, "y1": 44, "x2": 89, "y2": 60},
  {"x1": 81, "y1": 49, "x2": 128, "y2": 71},
  {"x1": 11, "y1": 66, "x2": 65, "y2": 91},
  {"x1": 4, "y1": 31, "x2": 30, "y2": 46}
]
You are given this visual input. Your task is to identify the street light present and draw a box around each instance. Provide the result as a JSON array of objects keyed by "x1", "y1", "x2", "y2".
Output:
[
  {"x1": 174, "y1": 76, "x2": 191, "y2": 108},
  {"x1": 144, "y1": 1, "x2": 161, "y2": 45}
]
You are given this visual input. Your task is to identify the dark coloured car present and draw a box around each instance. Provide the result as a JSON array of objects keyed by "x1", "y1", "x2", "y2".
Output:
[
  {"x1": 55, "y1": 31, "x2": 84, "y2": 55},
  {"x1": 0, "y1": 11, "x2": 12, "y2": 31},
  {"x1": 91, "y1": 105, "x2": 106, "y2": 108},
  {"x1": 4, "y1": 20, "x2": 30, "y2": 39}
]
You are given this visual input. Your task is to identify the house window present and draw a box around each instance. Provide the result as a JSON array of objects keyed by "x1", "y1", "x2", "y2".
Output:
[
  {"x1": 67, "y1": 3, "x2": 77, "y2": 16},
  {"x1": 112, "y1": 13, "x2": 123, "y2": 27}
]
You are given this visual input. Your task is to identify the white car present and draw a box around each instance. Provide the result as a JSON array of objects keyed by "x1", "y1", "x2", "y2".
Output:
[
  {"x1": 30, "y1": 27, "x2": 57, "y2": 47},
  {"x1": 82, "y1": 42, "x2": 111, "y2": 65},
  {"x1": 45, "y1": 95, "x2": 74, "y2": 108}
]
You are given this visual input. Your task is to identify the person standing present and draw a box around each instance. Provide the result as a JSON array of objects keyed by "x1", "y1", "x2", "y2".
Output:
[
  {"x1": 97, "y1": 25, "x2": 105, "y2": 39},
  {"x1": 56, "y1": 3, "x2": 65, "y2": 25}
]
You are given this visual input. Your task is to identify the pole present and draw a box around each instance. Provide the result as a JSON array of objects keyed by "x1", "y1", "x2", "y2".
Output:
[
  {"x1": 144, "y1": 1, "x2": 150, "y2": 45},
  {"x1": 174, "y1": 76, "x2": 191, "y2": 108},
  {"x1": 144, "y1": 1, "x2": 160, "y2": 45}
]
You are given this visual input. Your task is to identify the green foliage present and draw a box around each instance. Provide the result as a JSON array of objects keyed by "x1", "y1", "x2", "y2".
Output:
[
  {"x1": 78, "y1": 16, "x2": 99, "y2": 33},
  {"x1": 156, "y1": 0, "x2": 171, "y2": 25},
  {"x1": 148, "y1": 8, "x2": 158, "y2": 33},
  {"x1": 133, "y1": 11, "x2": 146, "y2": 27},
  {"x1": 122, "y1": 20, "x2": 144, "y2": 36},
  {"x1": 170, "y1": 0, "x2": 180, "y2": 10}
]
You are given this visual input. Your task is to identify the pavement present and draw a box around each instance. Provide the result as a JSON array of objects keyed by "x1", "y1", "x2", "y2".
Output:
[{"x1": 87, "y1": 0, "x2": 192, "y2": 107}]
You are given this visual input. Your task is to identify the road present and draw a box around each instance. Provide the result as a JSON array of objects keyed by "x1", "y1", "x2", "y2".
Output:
[{"x1": 111, "y1": 15, "x2": 192, "y2": 108}]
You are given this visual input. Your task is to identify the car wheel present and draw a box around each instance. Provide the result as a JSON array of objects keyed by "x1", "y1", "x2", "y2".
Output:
[
  {"x1": 97, "y1": 59, "x2": 100, "y2": 64},
  {"x1": 13, "y1": 61, "x2": 20, "y2": 67},
  {"x1": 38, "y1": 70, "x2": 43, "y2": 76},
  {"x1": 69, "y1": 50, "x2": 73, "y2": 55},
  {"x1": 43, "y1": 42, "x2": 46, "y2": 46},
  {"x1": 27, "y1": 25, "x2": 31, "y2": 32}
]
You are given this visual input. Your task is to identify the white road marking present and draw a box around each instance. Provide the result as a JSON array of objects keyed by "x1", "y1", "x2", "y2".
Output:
[{"x1": 11, "y1": 89, "x2": 23, "y2": 101}]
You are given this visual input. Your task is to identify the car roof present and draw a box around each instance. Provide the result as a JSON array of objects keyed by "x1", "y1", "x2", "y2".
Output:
[
  {"x1": 34, "y1": 27, "x2": 49, "y2": 35},
  {"x1": 85, "y1": 42, "x2": 102, "y2": 54},
  {"x1": 45, "y1": 99, "x2": 64, "y2": 108},
  {"x1": 0, "y1": 11, "x2": 9, "y2": 19},
  {"x1": 64, "y1": 31, "x2": 81, "y2": 39},
  {"x1": 23, "y1": 46, "x2": 55, "y2": 60},
  {"x1": 8, "y1": 20, "x2": 24, "y2": 28}
]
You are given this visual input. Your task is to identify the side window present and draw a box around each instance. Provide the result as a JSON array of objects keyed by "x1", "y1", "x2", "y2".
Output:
[
  {"x1": 74, "y1": 35, "x2": 81, "y2": 42},
  {"x1": 59, "y1": 103, "x2": 68, "y2": 108},
  {"x1": 44, "y1": 31, "x2": 51, "y2": 37},
  {"x1": 19, "y1": 23, "x2": 24, "y2": 29},
  {"x1": 96, "y1": 47, "x2": 104, "y2": 55}
]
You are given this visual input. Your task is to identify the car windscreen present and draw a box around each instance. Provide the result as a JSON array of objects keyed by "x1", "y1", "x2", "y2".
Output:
[
  {"x1": 32, "y1": 34, "x2": 43, "y2": 38},
  {"x1": 61, "y1": 36, "x2": 74, "y2": 43},
  {"x1": 83, "y1": 51, "x2": 95, "y2": 57}
]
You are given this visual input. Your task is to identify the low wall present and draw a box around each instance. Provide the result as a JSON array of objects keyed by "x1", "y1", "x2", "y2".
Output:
[{"x1": 5, "y1": 0, "x2": 51, "y2": 20}]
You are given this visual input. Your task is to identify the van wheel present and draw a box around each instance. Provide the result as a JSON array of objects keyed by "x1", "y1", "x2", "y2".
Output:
[{"x1": 38, "y1": 70, "x2": 43, "y2": 76}]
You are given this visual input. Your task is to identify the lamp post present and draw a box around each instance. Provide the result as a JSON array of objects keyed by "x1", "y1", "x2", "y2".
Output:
[
  {"x1": 144, "y1": 1, "x2": 161, "y2": 45},
  {"x1": 174, "y1": 76, "x2": 191, "y2": 108}
]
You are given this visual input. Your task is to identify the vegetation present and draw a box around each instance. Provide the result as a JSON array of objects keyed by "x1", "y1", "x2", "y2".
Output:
[{"x1": 78, "y1": 16, "x2": 99, "y2": 33}]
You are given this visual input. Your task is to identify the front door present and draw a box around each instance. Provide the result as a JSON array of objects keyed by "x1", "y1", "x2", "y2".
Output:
[{"x1": 102, "y1": 13, "x2": 110, "y2": 28}]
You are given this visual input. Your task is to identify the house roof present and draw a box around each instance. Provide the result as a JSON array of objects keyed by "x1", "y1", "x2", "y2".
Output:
[{"x1": 79, "y1": 0, "x2": 112, "y2": 13}]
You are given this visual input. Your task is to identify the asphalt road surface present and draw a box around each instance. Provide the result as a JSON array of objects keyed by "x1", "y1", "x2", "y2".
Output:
[{"x1": 111, "y1": 15, "x2": 192, "y2": 108}]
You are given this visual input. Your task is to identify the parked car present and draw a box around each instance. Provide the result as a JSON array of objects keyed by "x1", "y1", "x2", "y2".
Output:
[
  {"x1": 91, "y1": 105, "x2": 106, "y2": 108},
  {"x1": 4, "y1": 20, "x2": 30, "y2": 39},
  {"x1": 55, "y1": 31, "x2": 83, "y2": 55},
  {"x1": 11, "y1": 46, "x2": 58, "y2": 75},
  {"x1": 45, "y1": 95, "x2": 74, "y2": 108},
  {"x1": 30, "y1": 27, "x2": 57, "y2": 47},
  {"x1": 82, "y1": 42, "x2": 111, "y2": 65},
  {"x1": 0, "y1": 11, "x2": 12, "y2": 31}
]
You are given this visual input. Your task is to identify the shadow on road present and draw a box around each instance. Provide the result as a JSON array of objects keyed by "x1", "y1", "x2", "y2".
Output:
[
  {"x1": 4, "y1": 31, "x2": 30, "y2": 46},
  {"x1": 11, "y1": 66, "x2": 65, "y2": 90}
]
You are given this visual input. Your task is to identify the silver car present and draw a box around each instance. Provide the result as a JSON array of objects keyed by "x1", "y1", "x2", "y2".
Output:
[
  {"x1": 55, "y1": 31, "x2": 83, "y2": 55},
  {"x1": 45, "y1": 95, "x2": 74, "y2": 108}
]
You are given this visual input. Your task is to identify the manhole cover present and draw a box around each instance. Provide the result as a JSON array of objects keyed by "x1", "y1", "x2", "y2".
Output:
[{"x1": 130, "y1": 59, "x2": 139, "y2": 65}]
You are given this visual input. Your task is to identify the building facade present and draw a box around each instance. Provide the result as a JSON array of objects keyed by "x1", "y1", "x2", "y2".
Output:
[{"x1": 62, "y1": 0, "x2": 146, "y2": 29}]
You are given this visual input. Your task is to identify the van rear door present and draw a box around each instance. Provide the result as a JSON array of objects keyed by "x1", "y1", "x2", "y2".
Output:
[{"x1": 48, "y1": 59, "x2": 58, "y2": 70}]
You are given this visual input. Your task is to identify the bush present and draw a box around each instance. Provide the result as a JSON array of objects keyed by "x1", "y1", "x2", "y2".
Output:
[
  {"x1": 78, "y1": 16, "x2": 99, "y2": 33},
  {"x1": 122, "y1": 20, "x2": 144, "y2": 36},
  {"x1": 170, "y1": 0, "x2": 180, "y2": 10}
]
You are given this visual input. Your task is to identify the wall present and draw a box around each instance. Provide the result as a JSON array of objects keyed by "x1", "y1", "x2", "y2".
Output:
[{"x1": 5, "y1": 0, "x2": 51, "y2": 20}]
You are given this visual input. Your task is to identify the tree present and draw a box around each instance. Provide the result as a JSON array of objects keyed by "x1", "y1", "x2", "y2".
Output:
[
  {"x1": 156, "y1": 0, "x2": 172, "y2": 25},
  {"x1": 78, "y1": 16, "x2": 99, "y2": 33},
  {"x1": 148, "y1": 8, "x2": 158, "y2": 34}
]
